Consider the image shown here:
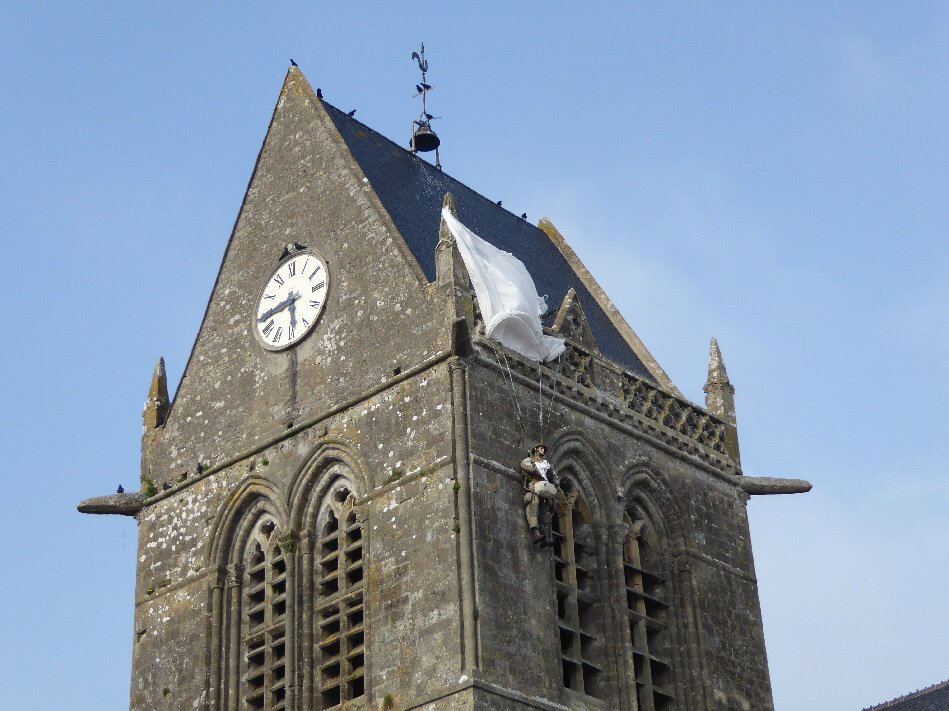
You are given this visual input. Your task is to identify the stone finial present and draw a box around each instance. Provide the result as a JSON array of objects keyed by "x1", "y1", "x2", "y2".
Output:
[
  {"x1": 536, "y1": 217, "x2": 683, "y2": 398},
  {"x1": 703, "y1": 338, "x2": 740, "y2": 464},
  {"x1": 551, "y1": 288, "x2": 599, "y2": 353},
  {"x1": 436, "y1": 192, "x2": 470, "y2": 290},
  {"x1": 143, "y1": 357, "x2": 171, "y2": 429},
  {"x1": 705, "y1": 337, "x2": 731, "y2": 390},
  {"x1": 442, "y1": 191, "x2": 458, "y2": 217}
]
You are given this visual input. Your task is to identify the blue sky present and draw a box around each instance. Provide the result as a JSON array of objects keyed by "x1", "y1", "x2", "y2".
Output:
[{"x1": 1, "y1": 3, "x2": 946, "y2": 710}]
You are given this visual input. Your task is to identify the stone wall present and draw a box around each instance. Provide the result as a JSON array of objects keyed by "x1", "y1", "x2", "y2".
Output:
[
  {"x1": 120, "y1": 66, "x2": 776, "y2": 711},
  {"x1": 463, "y1": 343, "x2": 774, "y2": 711},
  {"x1": 132, "y1": 362, "x2": 466, "y2": 710}
]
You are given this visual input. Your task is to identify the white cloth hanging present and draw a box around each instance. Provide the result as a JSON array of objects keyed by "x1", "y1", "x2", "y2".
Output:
[{"x1": 442, "y1": 207, "x2": 565, "y2": 362}]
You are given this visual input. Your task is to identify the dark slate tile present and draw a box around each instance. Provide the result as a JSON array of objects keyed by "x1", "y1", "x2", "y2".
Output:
[{"x1": 323, "y1": 103, "x2": 655, "y2": 381}]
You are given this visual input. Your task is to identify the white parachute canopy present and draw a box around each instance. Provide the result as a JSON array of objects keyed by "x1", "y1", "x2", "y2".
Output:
[{"x1": 441, "y1": 207, "x2": 565, "y2": 362}]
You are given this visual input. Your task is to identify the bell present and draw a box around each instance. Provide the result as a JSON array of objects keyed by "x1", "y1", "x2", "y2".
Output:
[{"x1": 412, "y1": 124, "x2": 440, "y2": 152}]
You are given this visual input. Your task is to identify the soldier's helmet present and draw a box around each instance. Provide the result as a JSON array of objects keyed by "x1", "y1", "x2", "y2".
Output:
[{"x1": 530, "y1": 443, "x2": 547, "y2": 457}]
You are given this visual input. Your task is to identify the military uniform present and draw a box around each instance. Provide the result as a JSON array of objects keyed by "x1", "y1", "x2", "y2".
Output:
[{"x1": 521, "y1": 445, "x2": 558, "y2": 545}]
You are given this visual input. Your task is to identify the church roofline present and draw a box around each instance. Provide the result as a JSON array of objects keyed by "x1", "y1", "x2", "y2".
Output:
[
  {"x1": 165, "y1": 66, "x2": 303, "y2": 412},
  {"x1": 319, "y1": 80, "x2": 665, "y2": 383},
  {"x1": 861, "y1": 678, "x2": 949, "y2": 711},
  {"x1": 537, "y1": 217, "x2": 682, "y2": 397},
  {"x1": 165, "y1": 64, "x2": 684, "y2": 418}
]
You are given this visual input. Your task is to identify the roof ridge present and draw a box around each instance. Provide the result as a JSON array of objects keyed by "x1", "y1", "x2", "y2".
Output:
[
  {"x1": 321, "y1": 102, "x2": 530, "y2": 228},
  {"x1": 862, "y1": 677, "x2": 949, "y2": 710},
  {"x1": 321, "y1": 95, "x2": 658, "y2": 381}
]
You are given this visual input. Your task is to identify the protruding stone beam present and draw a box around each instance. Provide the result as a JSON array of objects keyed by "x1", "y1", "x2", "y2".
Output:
[
  {"x1": 77, "y1": 492, "x2": 146, "y2": 516},
  {"x1": 738, "y1": 476, "x2": 813, "y2": 495},
  {"x1": 704, "y1": 337, "x2": 740, "y2": 465},
  {"x1": 143, "y1": 357, "x2": 171, "y2": 429}
]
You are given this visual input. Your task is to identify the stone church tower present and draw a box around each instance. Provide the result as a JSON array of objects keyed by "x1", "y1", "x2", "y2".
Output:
[{"x1": 80, "y1": 66, "x2": 808, "y2": 711}]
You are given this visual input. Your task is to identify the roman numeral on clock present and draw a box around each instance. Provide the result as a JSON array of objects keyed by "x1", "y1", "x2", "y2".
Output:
[
  {"x1": 272, "y1": 327, "x2": 283, "y2": 343},
  {"x1": 309, "y1": 300, "x2": 321, "y2": 309},
  {"x1": 273, "y1": 274, "x2": 285, "y2": 287},
  {"x1": 311, "y1": 281, "x2": 325, "y2": 292},
  {"x1": 287, "y1": 261, "x2": 297, "y2": 277},
  {"x1": 288, "y1": 324, "x2": 295, "y2": 339},
  {"x1": 309, "y1": 265, "x2": 321, "y2": 280},
  {"x1": 262, "y1": 320, "x2": 275, "y2": 336}
]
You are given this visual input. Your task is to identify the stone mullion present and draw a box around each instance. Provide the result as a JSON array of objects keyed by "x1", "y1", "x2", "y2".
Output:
[
  {"x1": 226, "y1": 563, "x2": 244, "y2": 711},
  {"x1": 675, "y1": 555, "x2": 706, "y2": 711},
  {"x1": 337, "y1": 523, "x2": 352, "y2": 703},
  {"x1": 315, "y1": 512, "x2": 344, "y2": 708},
  {"x1": 279, "y1": 533, "x2": 296, "y2": 711},
  {"x1": 590, "y1": 521, "x2": 611, "y2": 704},
  {"x1": 299, "y1": 532, "x2": 315, "y2": 710},
  {"x1": 208, "y1": 567, "x2": 226, "y2": 711},
  {"x1": 263, "y1": 550, "x2": 273, "y2": 710},
  {"x1": 628, "y1": 536, "x2": 656, "y2": 711},
  {"x1": 567, "y1": 505, "x2": 584, "y2": 695},
  {"x1": 556, "y1": 497, "x2": 586, "y2": 696},
  {"x1": 607, "y1": 522, "x2": 639, "y2": 711}
]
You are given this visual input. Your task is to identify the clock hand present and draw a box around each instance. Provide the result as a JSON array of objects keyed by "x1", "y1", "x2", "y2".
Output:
[
  {"x1": 257, "y1": 292, "x2": 296, "y2": 322},
  {"x1": 287, "y1": 293, "x2": 298, "y2": 331},
  {"x1": 257, "y1": 302, "x2": 285, "y2": 323}
]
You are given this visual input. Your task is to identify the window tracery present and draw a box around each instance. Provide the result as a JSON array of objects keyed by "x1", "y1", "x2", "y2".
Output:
[
  {"x1": 313, "y1": 481, "x2": 365, "y2": 709},
  {"x1": 624, "y1": 512, "x2": 675, "y2": 710},
  {"x1": 240, "y1": 517, "x2": 289, "y2": 711},
  {"x1": 552, "y1": 482, "x2": 605, "y2": 699}
]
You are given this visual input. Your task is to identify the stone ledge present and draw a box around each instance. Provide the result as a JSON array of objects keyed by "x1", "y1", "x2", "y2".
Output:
[{"x1": 76, "y1": 492, "x2": 145, "y2": 517}]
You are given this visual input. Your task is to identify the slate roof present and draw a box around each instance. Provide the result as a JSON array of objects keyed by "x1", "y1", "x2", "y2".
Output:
[
  {"x1": 862, "y1": 679, "x2": 949, "y2": 711},
  {"x1": 323, "y1": 103, "x2": 656, "y2": 382}
]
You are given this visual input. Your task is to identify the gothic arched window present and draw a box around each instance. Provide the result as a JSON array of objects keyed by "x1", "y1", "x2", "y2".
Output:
[
  {"x1": 624, "y1": 513, "x2": 675, "y2": 710},
  {"x1": 552, "y1": 484, "x2": 605, "y2": 700},
  {"x1": 312, "y1": 481, "x2": 365, "y2": 710},
  {"x1": 241, "y1": 517, "x2": 289, "y2": 711}
]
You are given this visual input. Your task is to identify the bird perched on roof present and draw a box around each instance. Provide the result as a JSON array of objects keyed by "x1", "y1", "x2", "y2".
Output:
[
  {"x1": 316, "y1": 88, "x2": 323, "y2": 99},
  {"x1": 290, "y1": 58, "x2": 298, "y2": 67},
  {"x1": 496, "y1": 200, "x2": 502, "y2": 206},
  {"x1": 347, "y1": 109, "x2": 356, "y2": 117},
  {"x1": 520, "y1": 213, "x2": 527, "y2": 219},
  {"x1": 416, "y1": 84, "x2": 423, "y2": 94},
  {"x1": 117, "y1": 484, "x2": 124, "y2": 494}
]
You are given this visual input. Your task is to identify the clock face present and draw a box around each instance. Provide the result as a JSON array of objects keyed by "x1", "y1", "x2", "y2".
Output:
[{"x1": 253, "y1": 250, "x2": 329, "y2": 351}]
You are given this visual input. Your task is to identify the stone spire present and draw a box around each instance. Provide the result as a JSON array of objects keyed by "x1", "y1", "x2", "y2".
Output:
[
  {"x1": 704, "y1": 338, "x2": 740, "y2": 464},
  {"x1": 143, "y1": 357, "x2": 171, "y2": 429}
]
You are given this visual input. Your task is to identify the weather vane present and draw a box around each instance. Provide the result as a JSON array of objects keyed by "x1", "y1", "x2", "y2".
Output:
[{"x1": 409, "y1": 42, "x2": 441, "y2": 169}]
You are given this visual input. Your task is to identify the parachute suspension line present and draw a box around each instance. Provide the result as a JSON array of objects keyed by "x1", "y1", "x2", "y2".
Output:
[
  {"x1": 547, "y1": 355, "x2": 563, "y2": 430},
  {"x1": 537, "y1": 360, "x2": 544, "y2": 432},
  {"x1": 494, "y1": 347, "x2": 528, "y2": 444},
  {"x1": 538, "y1": 354, "x2": 564, "y2": 442}
]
